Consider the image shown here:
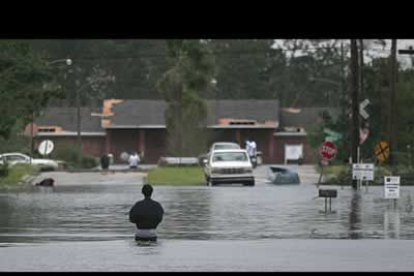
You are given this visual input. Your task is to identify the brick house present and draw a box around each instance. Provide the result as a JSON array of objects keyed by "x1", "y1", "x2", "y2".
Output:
[{"x1": 32, "y1": 99, "x2": 339, "y2": 164}]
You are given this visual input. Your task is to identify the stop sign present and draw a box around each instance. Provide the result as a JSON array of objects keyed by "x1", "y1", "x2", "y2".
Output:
[{"x1": 320, "y1": 141, "x2": 337, "y2": 160}]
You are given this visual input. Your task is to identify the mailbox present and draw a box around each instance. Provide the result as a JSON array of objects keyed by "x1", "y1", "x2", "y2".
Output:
[{"x1": 319, "y1": 189, "x2": 337, "y2": 213}]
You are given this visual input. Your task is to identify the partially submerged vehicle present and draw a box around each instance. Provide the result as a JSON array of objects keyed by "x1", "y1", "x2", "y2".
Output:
[
  {"x1": 204, "y1": 149, "x2": 255, "y2": 186},
  {"x1": 267, "y1": 166, "x2": 300, "y2": 184}
]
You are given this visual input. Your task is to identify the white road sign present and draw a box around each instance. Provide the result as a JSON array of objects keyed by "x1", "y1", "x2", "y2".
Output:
[
  {"x1": 384, "y1": 176, "x2": 400, "y2": 199},
  {"x1": 352, "y1": 163, "x2": 374, "y2": 181},
  {"x1": 359, "y1": 99, "x2": 370, "y2": 120},
  {"x1": 38, "y1": 140, "x2": 54, "y2": 156}
]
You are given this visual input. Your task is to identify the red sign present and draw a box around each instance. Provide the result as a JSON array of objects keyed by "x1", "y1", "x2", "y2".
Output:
[{"x1": 320, "y1": 141, "x2": 337, "y2": 160}]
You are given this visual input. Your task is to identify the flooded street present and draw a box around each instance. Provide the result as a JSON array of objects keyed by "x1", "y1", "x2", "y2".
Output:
[{"x1": 1, "y1": 165, "x2": 414, "y2": 271}]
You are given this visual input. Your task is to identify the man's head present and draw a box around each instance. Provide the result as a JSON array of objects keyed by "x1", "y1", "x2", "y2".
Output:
[{"x1": 142, "y1": 184, "x2": 153, "y2": 198}]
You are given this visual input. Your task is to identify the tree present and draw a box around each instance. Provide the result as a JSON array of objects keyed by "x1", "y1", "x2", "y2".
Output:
[
  {"x1": 210, "y1": 39, "x2": 281, "y2": 99},
  {"x1": 157, "y1": 40, "x2": 215, "y2": 157},
  {"x1": 0, "y1": 41, "x2": 63, "y2": 140},
  {"x1": 28, "y1": 39, "x2": 171, "y2": 100}
]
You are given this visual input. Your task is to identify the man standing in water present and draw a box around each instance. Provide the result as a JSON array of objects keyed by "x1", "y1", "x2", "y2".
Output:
[{"x1": 129, "y1": 184, "x2": 164, "y2": 242}]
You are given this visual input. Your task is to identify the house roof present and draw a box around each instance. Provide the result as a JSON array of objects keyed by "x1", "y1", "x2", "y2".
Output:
[
  {"x1": 34, "y1": 107, "x2": 103, "y2": 133},
  {"x1": 106, "y1": 99, "x2": 280, "y2": 128},
  {"x1": 280, "y1": 107, "x2": 341, "y2": 130},
  {"x1": 34, "y1": 101, "x2": 337, "y2": 134}
]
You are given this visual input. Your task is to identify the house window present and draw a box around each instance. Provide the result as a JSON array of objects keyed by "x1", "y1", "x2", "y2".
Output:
[
  {"x1": 38, "y1": 128, "x2": 56, "y2": 133},
  {"x1": 229, "y1": 120, "x2": 256, "y2": 125}
]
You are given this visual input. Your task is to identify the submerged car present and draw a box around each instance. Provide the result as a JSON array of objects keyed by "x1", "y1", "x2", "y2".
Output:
[
  {"x1": 0, "y1": 152, "x2": 59, "y2": 171},
  {"x1": 204, "y1": 149, "x2": 255, "y2": 186},
  {"x1": 267, "y1": 166, "x2": 300, "y2": 184}
]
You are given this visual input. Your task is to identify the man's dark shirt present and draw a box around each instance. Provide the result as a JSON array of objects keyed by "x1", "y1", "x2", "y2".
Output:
[{"x1": 129, "y1": 197, "x2": 164, "y2": 229}]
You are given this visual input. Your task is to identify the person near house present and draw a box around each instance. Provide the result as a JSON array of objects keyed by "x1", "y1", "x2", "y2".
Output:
[
  {"x1": 129, "y1": 184, "x2": 164, "y2": 242},
  {"x1": 245, "y1": 139, "x2": 251, "y2": 153},
  {"x1": 250, "y1": 140, "x2": 257, "y2": 157},
  {"x1": 128, "y1": 152, "x2": 140, "y2": 169},
  {"x1": 246, "y1": 139, "x2": 257, "y2": 168},
  {"x1": 100, "y1": 154, "x2": 110, "y2": 171}
]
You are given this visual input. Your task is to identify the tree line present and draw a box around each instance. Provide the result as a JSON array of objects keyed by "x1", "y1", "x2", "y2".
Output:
[{"x1": 1, "y1": 39, "x2": 414, "y2": 164}]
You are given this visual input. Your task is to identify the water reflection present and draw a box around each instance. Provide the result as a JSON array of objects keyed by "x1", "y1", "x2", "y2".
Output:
[
  {"x1": 349, "y1": 190, "x2": 362, "y2": 239},
  {"x1": 2, "y1": 184, "x2": 414, "y2": 243},
  {"x1": 159, "y1": 189, "x2": 213, "y2": 240},
  {"x1": 384, "y1": 206, "x2": 400, "y2": 239}
]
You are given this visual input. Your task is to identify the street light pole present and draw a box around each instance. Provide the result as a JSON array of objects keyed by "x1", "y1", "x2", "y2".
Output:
[
  {"x1": 49, "y1": 59, "x2": 73, "y2": 66},
  {"x1": 30, "y1": 58, "x2": 72, "y2": 159},
  {"x1": 76, "y1": 85, "x2": 82, "y2": 148}
]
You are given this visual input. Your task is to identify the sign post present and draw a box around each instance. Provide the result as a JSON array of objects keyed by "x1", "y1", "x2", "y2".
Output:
[
  {"x1": 359, "y1": 99, "x2": 370, "y2": 120},
  {"x1": 375, "y1": 141, "x2": 390, "y2": 163},
  {"x1": 384, "y1": 176, "x2": 400, "y2": 197},
  {"x1": 320, "y1": 141, "x2": 337, "y2": 161},
  {"x1": 318, "y1": 141, "x2": 337, "y2": 186},
  {"x1": 352, "y1": 163, "x2": 374, "y2": 190},
  {"x1": 38, "y1": 140, "x2": 54, "y2": 156},
  {"x1": 384, "y1": 176, "x2": 400, "y2": 209}
]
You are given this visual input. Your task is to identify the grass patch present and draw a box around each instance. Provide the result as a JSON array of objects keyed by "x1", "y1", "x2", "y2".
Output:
[
  {"x1": 0, "y1": 164, "x2": 39, "y2": 190},
  {"x1": 316, "y1": 165, "x2": 347, "y2": 175},
  {"x1": 146, "y1": 166, "x2": 205, "y2": 186}
]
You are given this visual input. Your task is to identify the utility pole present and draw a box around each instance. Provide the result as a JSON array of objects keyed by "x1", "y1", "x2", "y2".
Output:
[
  {"x1": 350, "y1": 39, "x2": 360, "y2": 189},
  {"x1": 76, "y1": 88, "x2": 82, "y2": 148},
  {"x1": 389, "y1": 39, "x2": 397, "y2": 166},
  {"x1": 359, "y1": 39, "x2": 365, "y2": 100},
  {"x1": 340, "y1": 42, "x2": 350, "y2": 159},
  {"x1": 30, "y1": 111, "x2": 34, "y2": 163},
  {"x1": 398, "y1": 46, "x2": 414, "y2": 167}
]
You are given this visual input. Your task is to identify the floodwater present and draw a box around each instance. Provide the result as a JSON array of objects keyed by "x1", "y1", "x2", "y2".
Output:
[{"x1": 1, "y1": 177, "x2": 414, "y2": 271}]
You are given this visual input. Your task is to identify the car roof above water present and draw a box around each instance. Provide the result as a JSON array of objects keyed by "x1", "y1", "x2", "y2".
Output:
[{"x1": 0, "y1": 152, "x2": 28, "y2": 156}]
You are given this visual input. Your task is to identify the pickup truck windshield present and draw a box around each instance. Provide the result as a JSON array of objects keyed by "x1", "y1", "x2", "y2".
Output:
[{"x1": 214, "y1": 144, "x2": 240, "y2": 150}]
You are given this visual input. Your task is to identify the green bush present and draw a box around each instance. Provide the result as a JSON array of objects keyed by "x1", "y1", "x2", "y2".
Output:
[
  {"x1": 322, "y1": 164, "x2": 414, "y2": 185},
  {"x1": 51, "y1": 144, "x2": 98, "y2": 169},
  {"x1": 51, "y1": 144, "x2": 83, "y2": 165},
  {"x1": 80, "y1": 156, "x2": 98, "y2": 169},
  {"x1": 325, "y1": 165, "x2": 352, "y2": 184}
]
